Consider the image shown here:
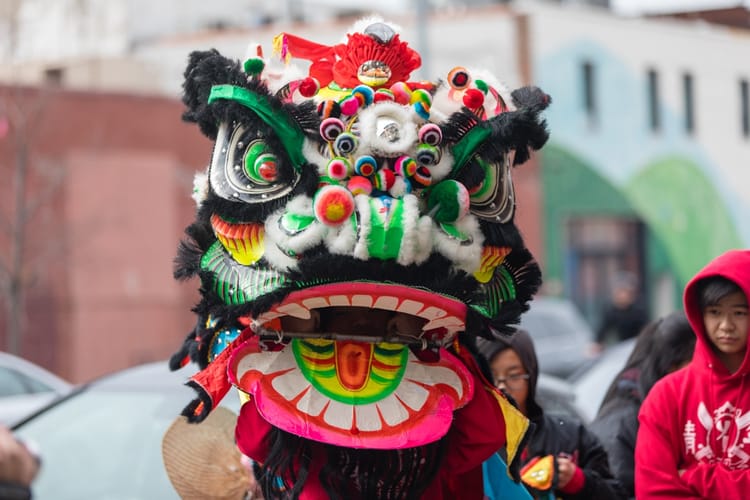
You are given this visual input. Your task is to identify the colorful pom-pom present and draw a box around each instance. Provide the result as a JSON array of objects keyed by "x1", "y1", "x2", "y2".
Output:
[
  {"x1": 394, "y1": 156, "x2": 417, "y2": 177},
  {"x1": 340, "y1": 96, "x2": 361, "y2": 116},
  {"x1": 410, "y1": 88, "x2": 432, "y2": 120},
  {"x1": 373, "y1": 168, "x2": 396, "y2": 192},
  {"x1": 347, "y1": 176, "x2": 373, "y2": 196},
  {"x1": 318, "y1": 100, "x2": 341, "y2": 119},
  {"x1": 414, "y1": 102, "x2": 430, "y2": 120},
  {"x1": 298, "y1": 77, "x2": 320, "y2": 97},
  {"x1": 334, "y1": 132, "x2": 358, "y2": 156},
  {"x1": 313, "y1": 185, "x2": 355, "y2": 226},
  {"x1": 390, "y1": 82, "x2": 412, "y2": 105},
  {"x1": 354, "y1": 155, "x2": 378, "y2": 177},
  {"x1": 327, "y1": 157, "x2": 351, "y2": 180},
  {"x1": 427, "y1": 180, "x2": 470, "y2": 222},
  {"x1": 374, "y1": 89, "x2": 395, "y2": 103},
  {"x1": 418, "y1": 123, "x2": 442, "y2": 146},
  {"x1": 448, "y1": 67, "x2": 471, "y2": 90},
  {"x1": 412, "y1": 166, "x2": 432, "y2": 187},
  {"x1": 416, "y1": 144, "x2": 441, "y2": 166},
  {"x1": 320, "y1": 117, "x2": 345, "y2": 141},
  {"x1": 352, "y1": 85, "x2": 375, "y2": 106},
  {"x1": 463, "y1": 89, "x2": 485, "y2": 109}
]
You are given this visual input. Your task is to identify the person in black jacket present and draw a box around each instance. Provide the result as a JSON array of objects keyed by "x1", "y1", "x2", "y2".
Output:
[
  {"x1": 477, "y1": 329, "x2": 626, "y2": 500},
  {"x1": 588, "y1": 311, "x2": 694, "y2": 499},
  {"x1": 591, "y1": 272, "x2": 649, "y2": 353}
]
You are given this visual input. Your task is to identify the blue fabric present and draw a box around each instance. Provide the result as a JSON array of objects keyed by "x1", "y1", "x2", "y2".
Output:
[{"x1": 482, "y1": 453, "x2": 533, "y2": 500}]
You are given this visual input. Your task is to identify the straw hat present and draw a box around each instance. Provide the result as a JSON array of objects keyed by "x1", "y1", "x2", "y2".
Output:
[{"x1": 162, "y1": 406, "x2": 251, "y2": 499}]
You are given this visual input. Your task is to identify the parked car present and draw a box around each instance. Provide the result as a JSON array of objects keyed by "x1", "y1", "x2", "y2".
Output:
[
  {"x1": 536, "y1": 338, "x2": 636, "y2": 423},
  {"x1": 0, "y1": 352, "x2": 72, "y2": 426},
  {"x1": 12, "y1": 360, "x2": 242, "y2": 500},
  {"x1": 519, "y1": 296, "x2": 597, "y2": 378}
]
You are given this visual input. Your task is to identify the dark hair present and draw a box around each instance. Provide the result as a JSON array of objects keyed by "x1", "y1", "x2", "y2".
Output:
[
  {"x1": 638, "y1": 312, "x2": 695, "y2": 395},
  {"x1": 697, "y1": 276, "x2": 743, "y2": 310},
  {"x1": 258, "y1": 428, "x2": 446, "y2": 499},
  {"x1": 598, "y1": 311, "x2": 694, "y2": 409}
]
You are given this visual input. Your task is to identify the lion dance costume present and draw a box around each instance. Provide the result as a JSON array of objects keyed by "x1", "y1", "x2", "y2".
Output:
[{"x1": 169, "y1": 18, "x2": 550, "y2": 499}]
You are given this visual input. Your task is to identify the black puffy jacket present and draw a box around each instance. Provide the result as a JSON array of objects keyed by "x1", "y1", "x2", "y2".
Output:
[
  {"x1": 524, "y1": 412, "x2": 628, "y2": 500},
  {"x1": 588, "y1": 373, "x2": 641, "y2": 500}
]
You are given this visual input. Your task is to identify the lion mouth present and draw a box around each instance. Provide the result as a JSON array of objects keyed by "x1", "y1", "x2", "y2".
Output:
[{"x1": 251, "y1": 281, "x2": 467, "y2": 346}]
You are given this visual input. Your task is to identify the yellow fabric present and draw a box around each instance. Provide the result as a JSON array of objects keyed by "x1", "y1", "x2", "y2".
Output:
[{"x1": 489, "y1": 386, "x2": 530, "y2": 474}]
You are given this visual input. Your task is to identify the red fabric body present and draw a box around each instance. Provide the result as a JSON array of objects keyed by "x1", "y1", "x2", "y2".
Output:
[{"x1": 235, "y1": 369, "x2": 506, "y2": 499}]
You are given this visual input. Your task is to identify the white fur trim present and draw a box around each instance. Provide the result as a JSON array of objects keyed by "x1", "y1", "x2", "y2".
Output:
[
  {"x1": 302, "y1": 139, "x2": 329, "y2": 177},
  {"x1": 352, "y1": 195, "x2": 372, "y2": 260},
  {"x1": 264, "y1": 196, "x2": 328, "y2": 270},
  {"x1": 326, "y1": 215, "x2": 358, "y2": 255},
  {"x1": 191, "y1": 171, "x2": 209, "y2": 206},
  {"x1": 345, "y1": 16, "x2": 403, "y2": 39},
  {"x1": 356, "y1": 102, "x2": 418, "y2": 158},
  {"x1": 414, "y1": 216, "x2": 434, "y2": 264},
  {"x1": 432, "y1": 215, "x2": 484, "y2": 273},
  {"x1": 396, "y1": 194, "x2": 421, "y2": 265}
]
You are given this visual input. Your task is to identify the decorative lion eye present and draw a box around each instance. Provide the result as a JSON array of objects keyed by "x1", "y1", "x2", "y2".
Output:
[
  {"x1": 244, "y1": 142, "x2": 278, "y2": 184},
  {"x1": 209, "y1": 122, "x2": 299, "y2": 203},
  {"x1": 469, "y1": 155, "x2": 515, "y2": 223},
  {"x1": 448, "y1": 66, "x2": 471, "y2": 90}
]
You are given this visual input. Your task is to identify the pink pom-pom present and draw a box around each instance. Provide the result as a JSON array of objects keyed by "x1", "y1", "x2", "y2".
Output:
[
  {"x1": 347, "y1": 176, "x2": 373, "y2": 196},
  {"x1": 327, "y1": 157, "x2": 351, "y2": 180},
  {"x1": 390, "y1": 82, "x2": 412, "y2": 105},
  {"x1": 313, "y1": 185, "x2": 355, "y2": 226},
  {"x1": 340, "y1": 96, "x2": 361, "y2": 116}
]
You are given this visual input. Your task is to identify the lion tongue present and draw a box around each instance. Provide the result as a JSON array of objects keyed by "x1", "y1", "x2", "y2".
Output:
[{"x1": 335, "y1": 341, "x2": 373, "y2": 391}]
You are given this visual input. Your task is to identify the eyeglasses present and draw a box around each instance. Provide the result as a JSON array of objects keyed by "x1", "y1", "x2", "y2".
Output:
[{"x1": 494, "y1": 373, "x2": 530, "y2": 389}]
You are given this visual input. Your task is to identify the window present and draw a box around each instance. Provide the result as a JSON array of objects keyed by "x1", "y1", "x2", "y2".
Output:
[
  {"x1": 683, "y1": 73, "x2": 695, "y2": 134},
  {"x1": 742, "y1": 79, "x2": 749, "y2": 138},
  {"x1": 43, "y1": 67, "x2": 64, "y2": 87},
  {"x1": 582, "y1": 61, "x2": 597, "y2": 125},
  {"x1": 647, "y1": 68, "x2": 661, "y2": 132}
]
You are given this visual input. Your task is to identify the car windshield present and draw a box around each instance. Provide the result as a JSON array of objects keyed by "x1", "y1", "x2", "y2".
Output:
[{"x1": 16, "y1": 387, "x2": 186, "y2": 500}]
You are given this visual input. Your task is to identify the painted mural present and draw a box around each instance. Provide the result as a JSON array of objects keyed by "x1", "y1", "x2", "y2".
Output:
[{"x1": 536, "y1": 39, "x2": 745, "y2": 294}]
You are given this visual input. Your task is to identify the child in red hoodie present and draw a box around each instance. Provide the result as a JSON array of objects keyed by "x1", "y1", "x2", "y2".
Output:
[{"x1": 635, "y1": 249, "x2": 750, "y2": 499}]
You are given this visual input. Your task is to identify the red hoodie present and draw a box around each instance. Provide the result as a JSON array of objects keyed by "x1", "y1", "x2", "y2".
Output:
[{"x1": 635, "y1": 249, "x2": 750, "y2": 499}]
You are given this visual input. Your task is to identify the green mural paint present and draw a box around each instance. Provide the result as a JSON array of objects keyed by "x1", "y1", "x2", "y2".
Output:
[{"x1": 626, "y1": 156, "x2": 742, "y2": 282}]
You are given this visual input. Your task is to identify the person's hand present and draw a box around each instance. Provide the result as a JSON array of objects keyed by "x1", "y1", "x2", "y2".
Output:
[
  {"x1": 556, "y1": 455, "x2": 577, "y2": 489},
  {"x1": 0, "y1": 426, "x2": 39, "y2": 486},
  {"x1": 587, "y1": 342, "x2": 604, "y2": 356}
]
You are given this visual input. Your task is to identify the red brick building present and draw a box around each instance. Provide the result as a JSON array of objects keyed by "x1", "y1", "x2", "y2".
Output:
[{"x1": 0, "y1": 85, "x2": 212, "y2": 382}]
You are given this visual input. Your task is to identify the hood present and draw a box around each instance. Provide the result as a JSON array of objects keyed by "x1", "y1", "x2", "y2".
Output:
[
  {"x1": 683, "y1": 249, "x2": 750, "y2": 378},
  {"x1": 476, "y1": 329, "x2": 544, "y2": 422}
]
